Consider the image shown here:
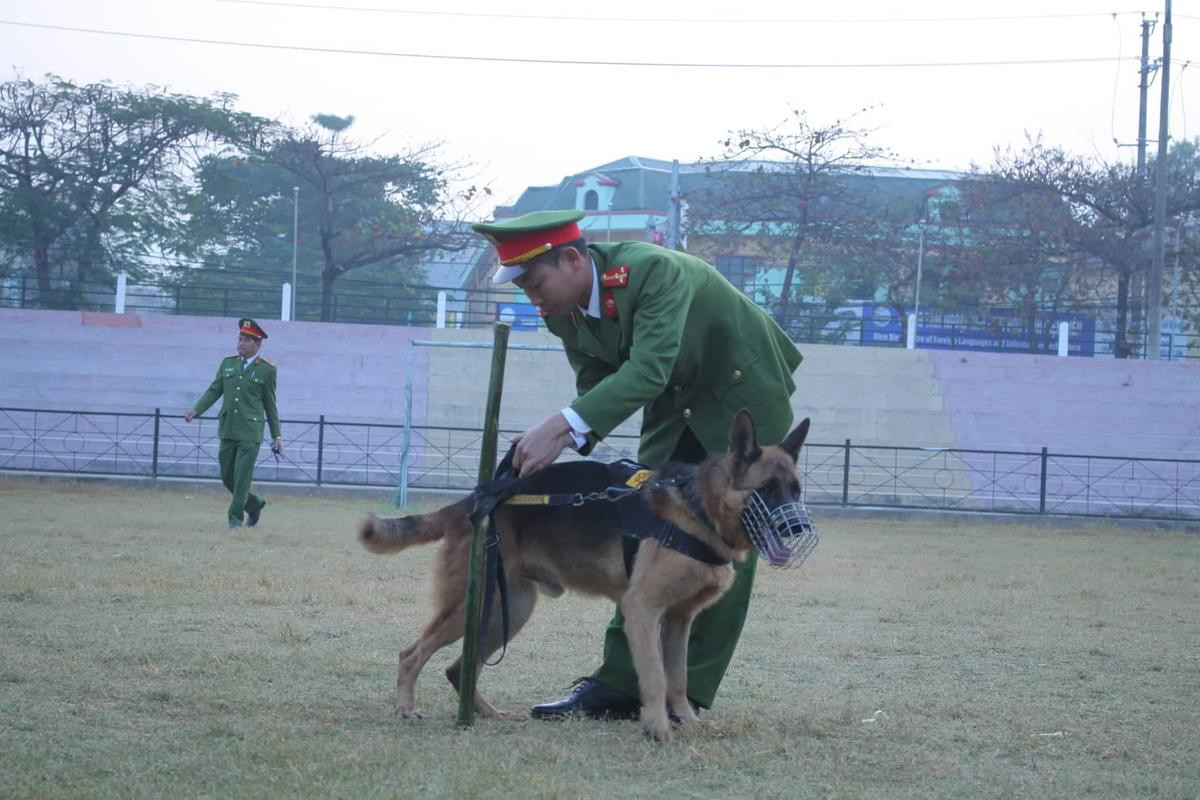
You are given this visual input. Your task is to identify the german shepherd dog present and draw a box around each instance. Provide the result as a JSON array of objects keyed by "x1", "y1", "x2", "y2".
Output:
[{"x1": 358, "y1": 409, "x2": 811, "y2": 742}]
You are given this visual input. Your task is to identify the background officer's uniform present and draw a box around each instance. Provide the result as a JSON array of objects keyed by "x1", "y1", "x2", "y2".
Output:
[{"x1": 191, "y1": 320, "x2": 281, "y2": 527}]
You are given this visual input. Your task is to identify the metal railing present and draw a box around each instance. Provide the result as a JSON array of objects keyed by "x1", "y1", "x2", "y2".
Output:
[
  {"x1": 5, "y1": 273, "x2": 1197, "y2": 360},
  {"x1": 2, "y1": 406, "x2": 1198, "y2": 521}
]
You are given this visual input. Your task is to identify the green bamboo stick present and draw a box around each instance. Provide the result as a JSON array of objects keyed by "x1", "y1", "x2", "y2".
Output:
[{"x1": 456, "y1": 322, "x2": 511, "y2": 727}]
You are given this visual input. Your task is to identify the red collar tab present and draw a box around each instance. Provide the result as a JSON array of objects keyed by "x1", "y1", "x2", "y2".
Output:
[
  {"x1": 600, "y1": 265, "x2": 630, "y2": 288},
  {"x1": 602, "y1": 290, "x2": 619, "y2": 318}
]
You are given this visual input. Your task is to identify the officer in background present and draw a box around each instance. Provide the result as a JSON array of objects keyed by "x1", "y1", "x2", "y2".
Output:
[
  {"x1": 185, "y1": 318, "x2": 283, "y2": 529},
  {"x1": 471, "y1": 210, "x2": 802, "y2": 720}
]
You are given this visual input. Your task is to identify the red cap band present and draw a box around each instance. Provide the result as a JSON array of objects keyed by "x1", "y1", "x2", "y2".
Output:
[
  {"x1": 239, "y1": 322, "x2": 266, "y2": 339},
  {"x1": 495, "y1": 221, "x2": 582, "y2": 266}
]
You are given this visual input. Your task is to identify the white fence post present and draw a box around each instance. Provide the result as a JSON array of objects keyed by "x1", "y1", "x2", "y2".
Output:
[
  {"x1": 1057, "y1": 321, "x2": 1069, "y2": 357},
  {"x1": 281, "y1": 283, "x2": 292, "y2": 321},
  {"x1": 115, "y1": 273, "x2": 127, "y2": 314},
  {"x1": 906, "y1": 313, "x2": 917, "y2": 349},
  {"x1": 436, "y1": 291, "x2": 447, "y2": 329}
]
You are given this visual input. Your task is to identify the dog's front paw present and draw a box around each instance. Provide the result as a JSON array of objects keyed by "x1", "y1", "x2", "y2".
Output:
[{"x1": 640, "y1": 710, "x2": 673, "y2": 743}]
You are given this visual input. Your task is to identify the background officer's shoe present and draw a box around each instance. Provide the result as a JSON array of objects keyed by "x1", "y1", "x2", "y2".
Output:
[
  {"x1": 530, "y1": 678, "x2": 640, "y2": 720},
  {"x1": 246, "y1": 501, "x2": 265, "y2": 528},
  {"x1": 228, "y1": 521, "x2": 242, "y2": 529}
]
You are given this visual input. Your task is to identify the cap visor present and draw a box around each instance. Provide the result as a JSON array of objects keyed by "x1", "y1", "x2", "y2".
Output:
[{"x1": 492, "y1": 263, "x2": 526, "y2": 284}]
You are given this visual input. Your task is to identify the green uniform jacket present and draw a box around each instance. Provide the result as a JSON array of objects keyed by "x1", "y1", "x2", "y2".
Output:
[
  {"x1": 192, "y1": 355, "x2": 282, "y2": 444},
  {"x1": 546, "y1": 241, "x2": 802, "y2": 466}
]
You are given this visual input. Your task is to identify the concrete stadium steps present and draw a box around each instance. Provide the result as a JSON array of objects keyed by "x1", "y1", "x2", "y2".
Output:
[
  {"x1": 417, "y1": 328, "x2": 645, "y2": 439},
  {"x1": 930, "y1": 350, "x2": 1200, "y2": 459},
  {"x1": 4, "y1": 308, "x2": 1198, "y2": 467},
  {"x1": 0, "y1": 309, "x2": 425, "y2": 424},
  {"x1": 796, "y1": 345, "x2": 955, "y2": 449}
]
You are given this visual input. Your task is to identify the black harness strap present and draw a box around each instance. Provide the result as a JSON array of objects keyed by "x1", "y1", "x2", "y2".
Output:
[
  {"x1": 608, "y1": 459, "x2": 730, "y2": 576},
  {"x1": 470, "y1": 452, "x2": 731, "y2": 668},
  {"x1": 471, "y1": 447, "x2": 520, "y2": 667}
]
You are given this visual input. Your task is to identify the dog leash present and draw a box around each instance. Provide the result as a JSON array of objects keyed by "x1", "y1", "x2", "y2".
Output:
[{"x1": 470, "y1": 447, "x2": 520, "y2": 668}]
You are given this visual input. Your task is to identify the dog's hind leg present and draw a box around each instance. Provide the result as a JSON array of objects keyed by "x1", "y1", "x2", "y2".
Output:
[
  {"x1": 444, "y1": 578, "x2": 538, "y2": 720},
  {"x1": 661, "y1": 611, "x2": 701, "y2": 729},
  {"x1": 393, "y1": 604, "x2": 467, "y2": 719}
]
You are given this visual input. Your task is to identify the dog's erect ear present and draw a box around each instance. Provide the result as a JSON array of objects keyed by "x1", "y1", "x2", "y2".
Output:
[
  {"x1": 729, "y1": 408, "x2": 762, "y2": 466},
  {"x1": 780, "y1": 417, "x2": 811, "y2": 462}
]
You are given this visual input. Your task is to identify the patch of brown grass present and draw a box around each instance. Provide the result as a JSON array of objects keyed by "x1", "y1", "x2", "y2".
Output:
[{"x1": 1, "y1": 477, "x2": 1197, "y2": 799}]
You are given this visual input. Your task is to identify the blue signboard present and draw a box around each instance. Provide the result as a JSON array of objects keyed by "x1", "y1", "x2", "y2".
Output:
[
  {"x1": 496, "y1": 302, "x2": 543, "y2": 331},
  {"x1": 856, "y1": 304, "x2": 1096, "y2": 356}
]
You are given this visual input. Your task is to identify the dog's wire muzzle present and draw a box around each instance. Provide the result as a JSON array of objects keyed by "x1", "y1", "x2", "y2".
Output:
[{"x1": 740, "y1": 491, "x2": 818, "y2": 569}]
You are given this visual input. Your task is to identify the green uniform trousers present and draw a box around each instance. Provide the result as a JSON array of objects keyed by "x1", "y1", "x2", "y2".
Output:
[
  {"x1": 591, "y1": 428, "x2": 756, "y2": 709},
  {"x1": 218, "y1": 439, "x2": 266, "y2": 525}
]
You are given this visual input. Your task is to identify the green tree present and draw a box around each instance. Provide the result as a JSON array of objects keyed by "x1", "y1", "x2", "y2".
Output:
[
  {"x1": 975, "y1": 136, "x2": 1200, "y2": 357},
  {"x1": 0, "y1": 75, "x2": 265, "y2": 307},
  {"x1": 687, "y1": 108, "x2": 900, "y2": 326},
  {"x1": 179, "y1": 114, "x2": 477, "y2": 322}
]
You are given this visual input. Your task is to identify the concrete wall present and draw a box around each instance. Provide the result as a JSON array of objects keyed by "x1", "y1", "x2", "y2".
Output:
[{"x1": 3, "y1": 308, "x2": 1198, "y2": 459}]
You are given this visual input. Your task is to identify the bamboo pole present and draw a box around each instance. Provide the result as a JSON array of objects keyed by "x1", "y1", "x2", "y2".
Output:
[{"x1": 456, "y1": 322, "x2": 510, "y2": 727}]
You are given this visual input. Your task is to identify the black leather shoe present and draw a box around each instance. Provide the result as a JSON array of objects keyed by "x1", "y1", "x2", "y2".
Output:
[
  {"x1": 246, "y1": 501, "x2": 265, "y2": 528},
  {"x1": 530, "y1": 678, "x2": 640, "y2": 720},
  {"x1": 227, "y1": 521, "x2": 242, "y2": 529}
]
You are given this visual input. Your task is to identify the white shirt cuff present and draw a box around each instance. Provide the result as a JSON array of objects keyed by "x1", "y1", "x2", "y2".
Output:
[{"x1": 560, "y1": 406, "x2": 592, "y2": 449}]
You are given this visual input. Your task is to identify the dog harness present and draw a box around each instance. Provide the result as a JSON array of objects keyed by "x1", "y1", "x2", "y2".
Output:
[
  {"x1": 475, "y1": 455, "x2": 731, "y2": 572},
  {"x1": 466, "y1": 450, "x2": 730, "y2": 667}
]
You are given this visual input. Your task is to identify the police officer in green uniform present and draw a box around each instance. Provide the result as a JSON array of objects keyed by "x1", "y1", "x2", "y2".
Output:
[
  {"x1": 471, "y1": 210, "x2": 802, "y2": 720},
  {"x1": 185, "y1": 318, "x2": 283, "y2": 529}
]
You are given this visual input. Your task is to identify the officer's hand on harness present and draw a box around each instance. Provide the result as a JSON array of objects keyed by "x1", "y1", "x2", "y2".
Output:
[{"x1": 512, "y1": 412, "x2": 575, "y2": 476}]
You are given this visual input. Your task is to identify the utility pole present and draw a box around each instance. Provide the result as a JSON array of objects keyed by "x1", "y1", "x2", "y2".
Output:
[
  {"x1": 1137, "y1": 17, "x2": 1156, "y2": 177},
  {"x1": 1147, "y1": 0, "x2": 1172, "y2": 360},
  {"x1": 1129, "y1": 16, "x2": 1156, "y2": 356},
  {"x1": 666, "y1": 159, "x2": 681, "y2": 250},
  {"x1": 291, "y1": 186, "x2": 300, "y2": 321}
]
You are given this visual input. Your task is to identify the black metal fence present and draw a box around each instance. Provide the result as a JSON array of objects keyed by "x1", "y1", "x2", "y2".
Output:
[{"x1": 3, "y1": 406, "x2": 1198, "y2": 522}]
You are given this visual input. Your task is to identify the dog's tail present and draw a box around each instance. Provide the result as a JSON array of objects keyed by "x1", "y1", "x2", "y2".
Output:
[{"x1": 357, "y1": 497, "x2": 471, "y2": 555}]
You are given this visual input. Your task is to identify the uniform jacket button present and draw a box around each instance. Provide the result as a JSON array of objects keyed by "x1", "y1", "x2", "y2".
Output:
[
  {"x1": 683, "y1": 408, "x2": 692, "y2": 418},
  {"x1": 673, "y1": 385, "x2": 682, "y2": 392},
  {"x1": 732, "y1": 369, "x2": 742, "y2": 380}
]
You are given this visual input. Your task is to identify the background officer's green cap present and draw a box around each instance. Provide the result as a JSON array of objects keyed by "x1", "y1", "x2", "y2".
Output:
[
  {"x1": 471, "y1": 210, "x2": 585, "y2": 283},
  {"x1": 238, "y1": 318, "x2": 267, "y2": 340}
]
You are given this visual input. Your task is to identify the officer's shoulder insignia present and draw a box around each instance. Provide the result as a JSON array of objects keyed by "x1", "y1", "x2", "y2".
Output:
[
  {"x1": 257, "y1": 357, "x2": 275, "y2": 366},
  {"x1": 601, "y1": 290, "x2": 619, "y2": 318},
  {"x1": 600, "y1": 264, "x2": 630, "y2": 287}
]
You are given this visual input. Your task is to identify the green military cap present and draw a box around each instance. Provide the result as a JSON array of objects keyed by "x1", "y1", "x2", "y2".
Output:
[
  {"x1": 238, "y1": 317, "x2": 267, "y2": 340},
  {"x1": 471, "y1": 210, "x2": 586, "y2": 283}
]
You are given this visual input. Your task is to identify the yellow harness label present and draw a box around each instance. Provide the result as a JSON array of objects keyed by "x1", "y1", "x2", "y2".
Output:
[
  {"x1": 625, "y1": 469, "x2": 653, "y2": 489},
  {"x1": 504, "y1": 494, "x2": 551, "y2": 506}
]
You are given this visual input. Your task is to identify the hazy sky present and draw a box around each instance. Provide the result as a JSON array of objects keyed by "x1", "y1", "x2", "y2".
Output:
[{"x1": 1, "y1": 0, "x2": 1197, "y2": 211}]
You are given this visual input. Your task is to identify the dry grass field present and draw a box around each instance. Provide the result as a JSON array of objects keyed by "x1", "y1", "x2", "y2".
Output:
[{"x1": 1, "y1": 476, "x2": 1198, "y2": 799}]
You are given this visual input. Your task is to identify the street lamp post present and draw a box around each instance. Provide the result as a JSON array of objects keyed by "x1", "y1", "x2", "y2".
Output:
[
  {"x1": 911, "y1": 220, "x2": 927, "y2": 346},
  {"x1": 291, "y1": 186, "x2": 299, "y2": 321}
]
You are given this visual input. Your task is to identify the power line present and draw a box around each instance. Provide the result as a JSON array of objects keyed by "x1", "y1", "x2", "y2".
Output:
[
  {"x1": 0, "y1": 19, "x2": 1137, "y2": 70},
  {"x1": 216, "y1": 0, "x2": 1160, "y2": 26}
]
